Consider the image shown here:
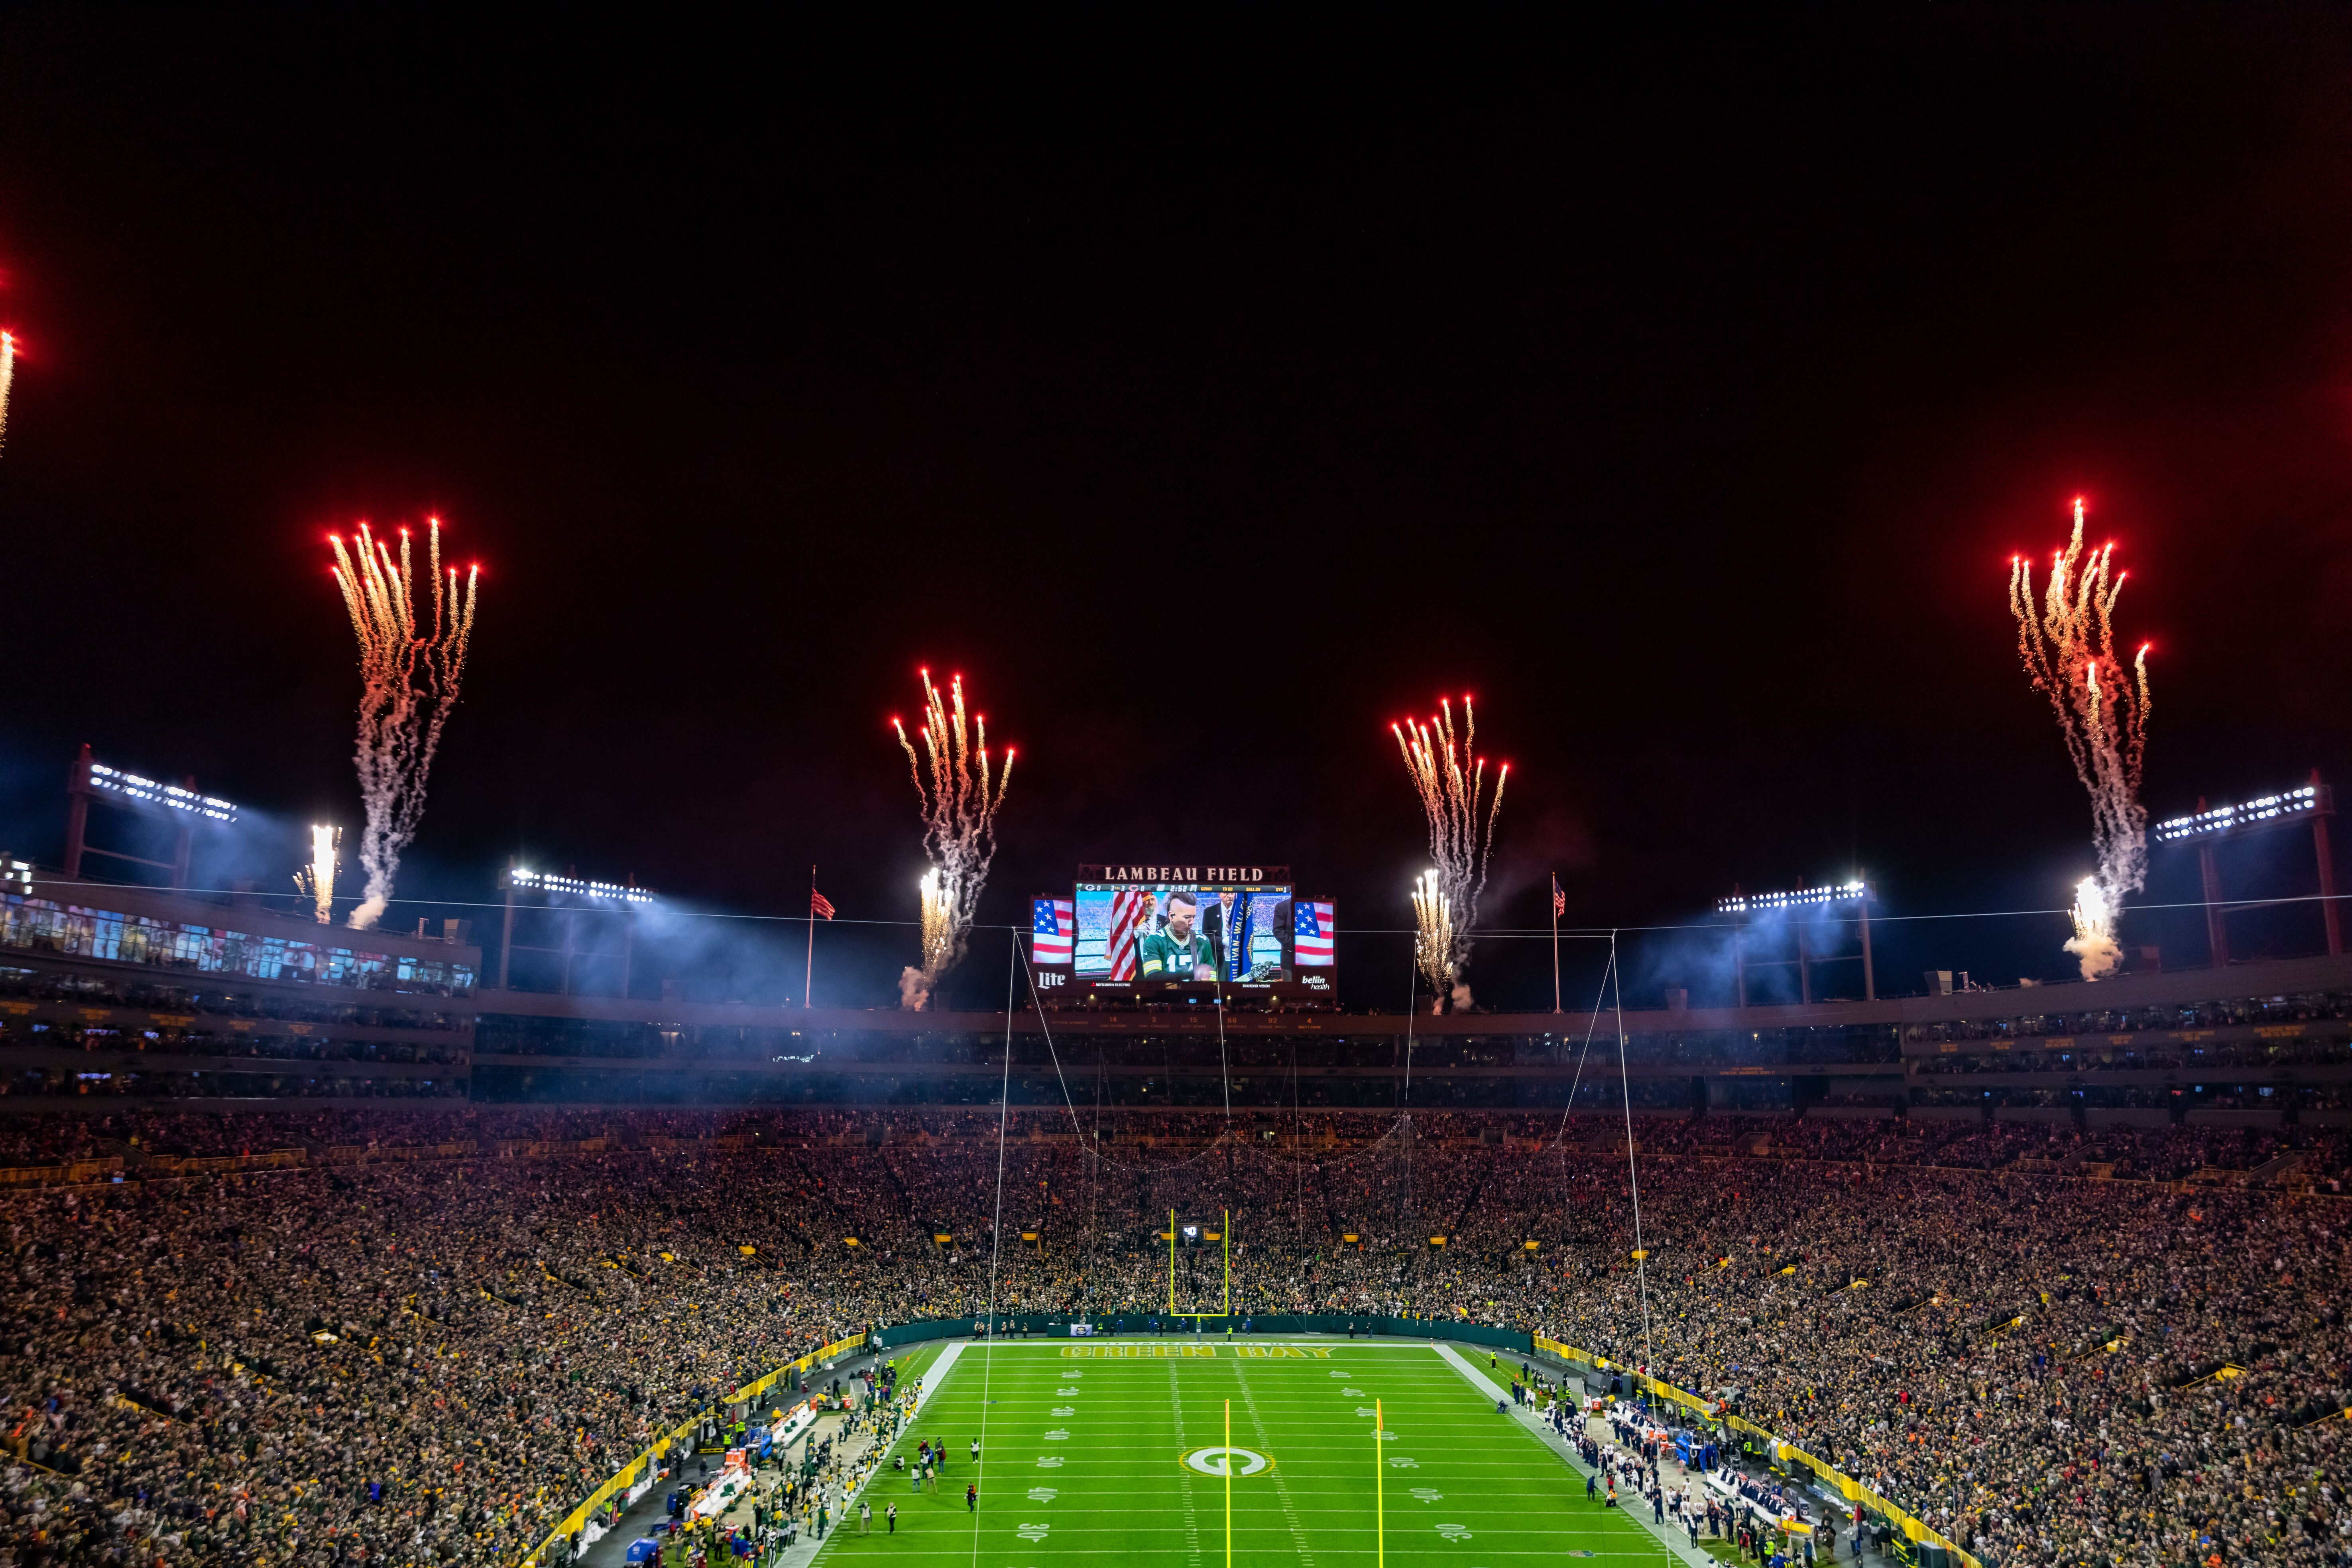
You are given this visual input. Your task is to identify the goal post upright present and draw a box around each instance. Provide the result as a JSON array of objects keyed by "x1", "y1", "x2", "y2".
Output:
[
  {"x1": 1375, "y1": 1397, "x2": 1385, "y2": 1568},
  {"x1": 1166, "y1": 1208, "x2": 1238, "y2": 1326}
]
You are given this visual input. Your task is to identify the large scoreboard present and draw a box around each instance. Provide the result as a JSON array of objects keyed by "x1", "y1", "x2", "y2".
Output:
[{"x1": 1031, "y1": 864, "x2": 1335, "y2": 1007}]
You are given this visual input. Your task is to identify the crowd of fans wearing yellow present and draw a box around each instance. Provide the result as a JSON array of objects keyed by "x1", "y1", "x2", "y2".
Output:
[{"x1": 0, "y1": 1104, "x2": 2340, "y2": 1566}]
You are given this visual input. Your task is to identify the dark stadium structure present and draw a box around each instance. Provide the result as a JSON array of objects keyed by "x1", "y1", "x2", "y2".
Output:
[{"x1": 5, "y1": 869, "x2": 2350, "y2": 1129}]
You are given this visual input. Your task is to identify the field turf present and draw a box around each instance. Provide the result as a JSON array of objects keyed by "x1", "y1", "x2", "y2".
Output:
[{"x1": 819, "y1": 1341, "x2": 1669, "y2": 1565}]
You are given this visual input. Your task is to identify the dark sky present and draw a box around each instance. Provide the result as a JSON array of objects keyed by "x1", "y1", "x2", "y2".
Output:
[{"x1": 4, "y1": 12, "x2": 2351, "y2": 1010}]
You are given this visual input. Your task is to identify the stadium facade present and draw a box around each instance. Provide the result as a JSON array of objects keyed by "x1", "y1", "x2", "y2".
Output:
[{"x1": 4, "y1": 870, "x2": 2347, "y2": 1131}]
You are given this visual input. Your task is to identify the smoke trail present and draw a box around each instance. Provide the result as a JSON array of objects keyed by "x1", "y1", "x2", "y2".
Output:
[
  {"x1": 2009, "y1": 498, "x2": 2151, "y2": 979},
  {"x1": 293, "y1": 824, "x2": 340, "y2": 924},
  {"x1": 0, "y1": 332, "x2": 16, "y2": 457},
  {"x1": 891, "y1": 670, "x2": 1015, "y2": 1009},
  {"x1": 326, "y1": 518, "x2": 480, "y2": 929},
  {"x1": 1392, "y1": 696, "x2": 1507, "y2": 1007}
]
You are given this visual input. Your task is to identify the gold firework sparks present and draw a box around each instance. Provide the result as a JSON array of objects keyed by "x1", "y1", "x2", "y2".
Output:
[
  {"x1": 326, "y1": 517, "x2": 480, "y2": 929},
  {"x1": 2009, "y1": 498, "x2": 2151, "y2": 979},
  {"x1": 890, "y1": 669, "x2": 1015, "y2": 1009},
  {"x1": 903, "y1": 868, "x2": 957, "y2": 1009},
  {"x1": 2065, "y1": 876, "x2": 2120, "y2": 981},
  {"x1": 1410, "y1": 870, "x2": 1456, "y2": 1011},
  {"x1": 293, "y1": 825, "x2": 341, "y2": 925},
  {"x1": 1392, "y1": 695, "x2": 1507, "y2": 1007}
]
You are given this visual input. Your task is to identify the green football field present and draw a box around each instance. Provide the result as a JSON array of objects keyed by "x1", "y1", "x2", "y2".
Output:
[{"x1": 816, "y1": 1341, "x2": 1672, "y2": 1565}]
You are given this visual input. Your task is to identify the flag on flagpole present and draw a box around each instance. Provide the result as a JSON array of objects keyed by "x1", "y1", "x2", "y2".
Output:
[
  {"x1": 1552, "y1": 874, "x2": 1565, "y2": 919},
  {"x1": 811, "y1": 888, "x2": 836, "y2": 921}
]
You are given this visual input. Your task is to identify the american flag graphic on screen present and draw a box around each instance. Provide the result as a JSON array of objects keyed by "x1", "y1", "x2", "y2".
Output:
[
  {"x1": 1295, "y1": 899, "x2": 1335, "y2": 966},
  {"x1": 1032, "y1": 898, "x2": 1076, "y2": 964},
  {"x1": 1105, "y1": 887, "x2": 1147, "y2": 980}
]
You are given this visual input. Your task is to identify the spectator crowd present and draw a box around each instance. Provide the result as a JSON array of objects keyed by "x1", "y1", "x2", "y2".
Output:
[{"x1": 0, "y1": 1104, "x2": 2343, "y2": 1566}]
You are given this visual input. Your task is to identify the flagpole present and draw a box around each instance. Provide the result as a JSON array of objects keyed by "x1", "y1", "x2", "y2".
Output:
[
  {"x1": 805, "y1": 864, "x2": 816, "y2": 1009},
  {"x1": 1551, "y1": 872, "x2": 1562, "y2": 1014}
]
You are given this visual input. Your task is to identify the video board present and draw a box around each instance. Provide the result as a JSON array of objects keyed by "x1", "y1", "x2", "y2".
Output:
[{"x1": 1031, "y1": 864, "x2": 1335, "y2": 1005}]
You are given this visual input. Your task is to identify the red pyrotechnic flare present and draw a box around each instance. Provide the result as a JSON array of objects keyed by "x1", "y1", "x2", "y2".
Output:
[
  {"x1": 889, "y1": 668, "x2": 1018, "y2": 1007},
  {"x1": 2006, "y1": 496, "x2": 2153, "y2": 979},
  {"x1": 0, "y1": 329, "x2": 18, "y2": 459}
]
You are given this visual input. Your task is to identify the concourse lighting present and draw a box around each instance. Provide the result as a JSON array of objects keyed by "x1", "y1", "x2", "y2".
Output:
[
  {"x1": 509, "y1": 867, "x2": 657, "y2": 905},
  {"x1": 1715, "y1": 879, "x2": 1865, "y2": 916},
  {"x1": 87, "y1": 762, "x2": 238, "y2": 824},
  {"x1": 2153, "y1": 785, "x2": 2322, "y2": 844}
]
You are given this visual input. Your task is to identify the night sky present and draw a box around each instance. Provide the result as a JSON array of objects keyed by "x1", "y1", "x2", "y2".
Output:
[{"x1": 4, "y1": 12, "x2": 2351, "y2": 1011}]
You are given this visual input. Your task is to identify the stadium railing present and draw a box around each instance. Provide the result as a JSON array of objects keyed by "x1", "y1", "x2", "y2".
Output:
[{"x1": 0, "y1": 1157, "x2": 124, "y2": 1186}]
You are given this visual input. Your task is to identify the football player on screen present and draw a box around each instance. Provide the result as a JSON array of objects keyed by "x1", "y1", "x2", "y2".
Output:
[{"x1": 1137, "y1": 890, "x2": 1218, "y2": 980}]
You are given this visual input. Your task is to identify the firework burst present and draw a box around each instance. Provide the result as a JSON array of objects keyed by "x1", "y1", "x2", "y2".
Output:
[
  {"x1": 2009, "y1": 498, "x2": 2151, "y2": 979},
  {"x1": 1410, "y1": 870, "x2": 1456, "y2": 1013},
  {"x1": 890, "y1": 669, "x2": 1015, "y2": 1009},
  {"x1": 2066, "y1": 875, "x2": 2119, "y2": 981},
  {"x1": 0, "y1": 331, "x2": 17, "y2": 457},
  {"x1": 293, "y1": 825, "x2": 341, "y2": 925},
  {"x1": 1392, "y1": 695, "x2": 1506, "y2": 1009},
  {"x1": 327, "y1": 518, "x2": 480, "y2": 930}
]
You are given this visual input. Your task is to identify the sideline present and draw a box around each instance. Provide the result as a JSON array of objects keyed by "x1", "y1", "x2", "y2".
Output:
[
  {"x1": 774, "y1": 1340, "x2": 966, "y2": 1568},
  {"x1": 1431, "y1": 1342, "x2": 1717, "y2": 1568}
]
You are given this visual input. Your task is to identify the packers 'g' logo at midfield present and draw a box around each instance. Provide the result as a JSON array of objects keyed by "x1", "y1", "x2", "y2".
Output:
[{"x1": 1181, "y1": 1446, "x2": 1271, "y2": 1477}]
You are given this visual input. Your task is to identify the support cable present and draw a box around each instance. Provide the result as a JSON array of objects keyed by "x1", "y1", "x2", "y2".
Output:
[
  {"x1": 968, "y1": 934, "x2": 1018, "y2": 1568},
  {"x1": 1015, "y1": 940, "x2": 1231, "y2": 1176},
  {"x1": 1544, "y1": 951, "x2": 1619, "y2": 1153},
  {"x1": 1400, "y1": 947, "x2": 1417, "y2": 1233},
  {"x1": 1611, "y1": 933, "x2": 1657, "y2": 1381}
]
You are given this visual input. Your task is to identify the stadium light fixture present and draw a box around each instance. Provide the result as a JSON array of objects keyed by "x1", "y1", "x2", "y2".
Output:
[
  {"x1": 2155, "y1": 773, "x2": 2339, "y2": 962},
  {"x1": 87, "y1": 762, "x2": 238, "y2": 824},
  {"x1": 2153, "y1": 784, "x2": 2324, "y2": 843},
  {"x1": 508, "y1": 867, "x2": 657, "y2": 905},
  {"x1": 1715, "y1": 879, "x2": 1865, "y2": 916},
  {"x1": 1718, "y1": 878, "x2": 1876, "y2": 1003}
]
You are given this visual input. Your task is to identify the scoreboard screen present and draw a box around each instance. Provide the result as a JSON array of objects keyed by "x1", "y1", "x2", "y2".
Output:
[{"x1": 1030, "y1": 864, "x2": 1334, "y2": 1005}]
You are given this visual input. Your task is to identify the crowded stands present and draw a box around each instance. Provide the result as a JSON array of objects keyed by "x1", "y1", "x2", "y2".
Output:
[{"x1": 0, "y1": 1105, "x2": 2341, "y2": 1566}]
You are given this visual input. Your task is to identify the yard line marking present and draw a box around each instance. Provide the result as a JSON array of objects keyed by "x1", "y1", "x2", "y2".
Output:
[
  {"x1": 1169, "y1": 1358, "x2": 1202, "y2": 1568},
  {"x1": 1230, "y1": 1357, "x2": 1316, "y2": 1568}
]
